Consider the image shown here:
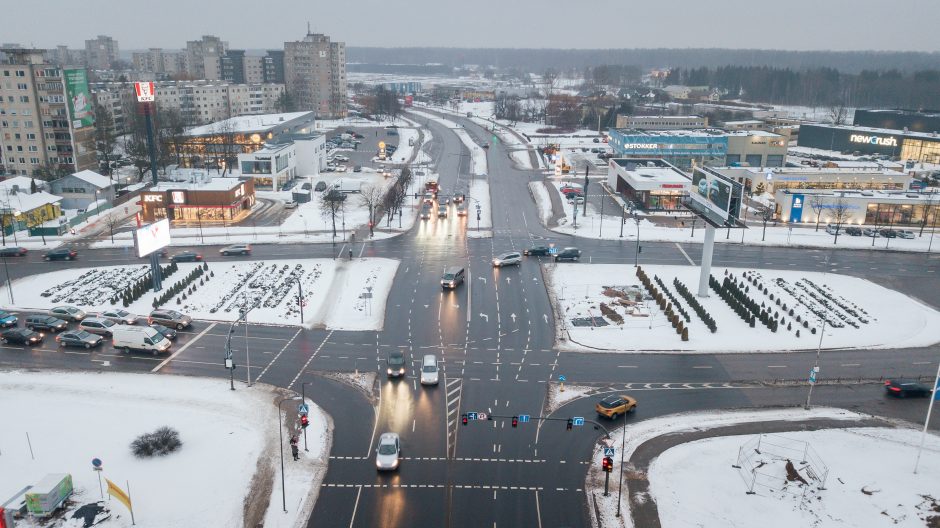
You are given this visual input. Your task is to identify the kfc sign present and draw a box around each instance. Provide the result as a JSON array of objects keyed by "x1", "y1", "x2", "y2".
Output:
[
  {"x1": 135, "y1": 81, "x2": 155, "y2": 102},
  {"x1": 143, "y1": 194, "x2": 163, "y2": 203}
]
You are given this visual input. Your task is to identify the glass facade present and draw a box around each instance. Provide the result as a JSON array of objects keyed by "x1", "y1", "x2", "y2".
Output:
[
  {"x1": 773, "y1": 179, "x2": 905, "y2": 192},
  {"x1": 865, "y1": 202, "x2": 940, "y2": 226},
  {"x1": 900, "y1": 139, "x2": 940, "y2": 164}
]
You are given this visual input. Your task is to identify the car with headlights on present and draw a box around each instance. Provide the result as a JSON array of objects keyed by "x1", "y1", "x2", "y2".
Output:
[
  {"x1": 99, "y1": 309, "x2": 137, "y2": 325},
  {"x1": 1, "y1": 328, "x2": 44, "y2": 345},
  {"x1": 375, "y1": 432, "x2": 401, "y2": 471}
]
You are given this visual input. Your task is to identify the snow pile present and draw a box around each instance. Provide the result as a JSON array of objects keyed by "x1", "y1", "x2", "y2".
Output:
[
  {"x1": 8, "y1": 258, "x2": 399, "y2": 330},
  {"x1": 548, "y1": 263, "x2": 940, "y2": 352},
  {"x1": 0, "y1": 371, "x2": 331, "y2": 528},
  {"x1": 545, "y1": 383, "x2": 596, "y2": 415},
  {"x1": 528, "y1": 182, "x2": 553, "y2": 225}
]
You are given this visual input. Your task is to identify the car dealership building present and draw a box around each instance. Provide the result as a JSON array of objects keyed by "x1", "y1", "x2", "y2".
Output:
[{"x1": 797, "y1": 124, "x2": 940, "y2": 164}]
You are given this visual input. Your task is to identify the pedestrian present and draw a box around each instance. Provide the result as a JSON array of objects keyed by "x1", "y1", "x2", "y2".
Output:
[
  {"x1": 291, "y1": 443, "x2": 299, "y2": 461},
  {"x1": 348, "y1": 248, "x2": 353, "y2": 260}
]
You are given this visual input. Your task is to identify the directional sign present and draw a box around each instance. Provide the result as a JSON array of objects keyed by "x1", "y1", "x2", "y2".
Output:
[
  {"x1": 297, "y1": 403, "x2": 310, "y2": 415},
  {"x1": 808, "y1": 369, "x2": 817, "y2": 384},
  {"x1": 603, "y1": 447, "x2": 615, "y2": 457},
  {"x1": 518, "y1": 414, "x2": 530, "y2": 423},
  {"x1": 467, "y1": 412, "x2": 478, "y2": 421},
  {"x1": 558, "y1": 375, "x2": 567, "y2": 382},
  {"x1": 549, "y1": 247, "x2": 558, "y2": 255},
  {"x1": 477, "y1": 412, "x2": 488, "y2": 421},
  {"x1": 572, "y1": 417, "x2": 585, "y2": 427}
]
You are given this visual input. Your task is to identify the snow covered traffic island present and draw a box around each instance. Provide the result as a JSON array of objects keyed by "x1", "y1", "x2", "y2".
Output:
[
  {"x1": 0, "y1": 370, "x2": 331, "y2": 528},
  {"x1": 548, "y1": 263, "x2": 940, "y2": 352},
  {"x1": 8, "y1": 258, "x2": 399, "y2": 330}
]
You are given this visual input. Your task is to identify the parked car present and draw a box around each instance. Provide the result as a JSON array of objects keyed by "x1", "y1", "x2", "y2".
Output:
[
  {"x1": 845, "y1": 226, "x2": 863, "y2": 236},
  {"x1": 43, "y1": 246, "x2": 78, "y2": 261},
  {"x1": 593, "y1": 138, "x2": 601, "y2": 143},
  {"x1": 148, "y1": 309, "x2": 192, "y2": 330},
  {"x1": 554, "y1": 247, "x2": 582, "y2": 262},
  {"x1": 0, "y1": 246, "x2": 27, "y2": 257},
  {"x1": 879, "y1": 228, "x2": 898, "y2": 238},
  {"x1": 315, "y1": 181, "x2": 327, "y2": 192},
  {"x1": 99, "y1": 309, "x2": 137, "y2": 325},
  {"x1": 79, "y1": 317, "x2": 118, "y2": 337},
  {"x1": 284, "y1": 200, "x2": 298, "y2": 209},
  {"x1": 862, "y1": 228, "x2": 880, "y2": 238},
  {"x1": 567, "y1": 195, "x2": 585, "y2": 204},
  {"x1": 386, "y1": 350, "x2": 406, "y2": 378},
  {"x1": 492, "y1": 252, "x2": 522, "y2": 267},
  {"x1": 825, "y1": 224, "x2": 840, "y2": 235},
  {"x1": 353, "y1": 165, "x2": 362, "y2": 172},
  {"x1": 50, "y1": 305, "x2": 86, "y2": 322},
  {"x1": 897, "y1": 230, "x2": 915, "y2": 239},
  {"x1": 220, "y1": 244, "x2": 251, "y2": 256},
  {"x1": 25, "y1": 315, "x2": 68, "y2": 333},
  {"x1": 884, "y1": 379, "x2": 933, "y2": 398},
  {"x1": 595, "y1": 395, "x2": 637, "y2": 419},
  {"x1": 171, "y1": 251, "x2": 203, "y2": 262},
  {"x1": 149, "y1": 323, "x2": 178, "y2": 340},
  {"x1": 0, "y1": 310, "x2": 18, "y2": 328},
  {"x1": 375, "y1": 432, "x2": 401, "y2": 471},
  {"x1": 523, "y1": 246, "x2": 550, "y2": 256},
  {"x1": 1, "y1": 327, "x2": 43, "y2": 345},
  {"x1": 56, "y1": 330, "x2": 103, "y2": 349},
  {"x1": 334, "y1": 155, "x2": 349, "y2": 163}
]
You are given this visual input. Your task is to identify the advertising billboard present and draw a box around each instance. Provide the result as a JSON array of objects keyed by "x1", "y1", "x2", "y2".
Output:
[
  {"x1": 134, "y1": 81, "x2": 155, "y2": 102},
  {"x1": 690, "y1": 167, "x2": 736, "y2": 223},
  {"x1": 134, "y1": 218, "x2": 171, "y2": 258},
  {"x1": 64, "y1": 69, "x2": 94, "y2": 129},
  {"x1": 789, "y1": 194, "x2": 805, "y2": 223}
]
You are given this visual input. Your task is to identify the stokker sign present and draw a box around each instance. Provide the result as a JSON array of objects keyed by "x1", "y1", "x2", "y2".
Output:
[{"x1": 850, "y1": 134, "x2": 897, "y2": 147}]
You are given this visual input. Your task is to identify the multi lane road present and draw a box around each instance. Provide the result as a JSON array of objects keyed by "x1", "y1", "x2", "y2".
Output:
[{"x1": 0, "y1": 110, "x2": 937, "y2": 527}]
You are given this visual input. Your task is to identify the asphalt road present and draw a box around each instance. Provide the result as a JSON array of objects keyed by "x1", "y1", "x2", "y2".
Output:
[{"x1": 0, "y1": 111, "x2": 937, "y2": 528}]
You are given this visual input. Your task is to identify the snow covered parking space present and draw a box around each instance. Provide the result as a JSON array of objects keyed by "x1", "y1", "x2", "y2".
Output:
[
  {"x1": 548, "y1": 263, "x2": 940, "y2": 352},
  {"x1": 0, "y1": 371, "x2": 331, "y2": 528},
  {"x1": 7, "y1": 258, "x2": 399, "y2": 330}
]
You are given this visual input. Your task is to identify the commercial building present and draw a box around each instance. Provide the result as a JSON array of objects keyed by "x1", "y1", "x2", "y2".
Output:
[
  {"x1": 48, "y1": 169, "x2": 115, "y2": 209},
  {"x1": 84, "y1": 35, "x2": 119, "y2": 70},
  {"x1": 138, "y1": 176, "x2": 255, "y2": 225},
  {"x1": 606, "y1": 158, "x2": 690, "y2": 210},
  {"x1": 608, "y1": 129, "x2": 787, "y2": 169},
  {"x1": 0, "y1": 48, "x2": 97, "y2": 177},
  {"x1": 853, "y1": 109, "x2": 940, "y2": 134},
  {"x1": 715, "y1": 166, "x2": 911, "y2": 195},
  {"x1": 284, "y1": 32, "x2": 347, "y2": 118},
  {"x1": 614, "y1": 115, "x2": 708, "y2": 130},
  {"x1": 797, "y1": 124, "x2": 940, "y2": 164},
  {"x1": 237, "y1": 134, "x2": 326, "y2": 190},
  {"x1": 774, "y1": 188, "x2": 940, "y2": 227},
  {"x1": 174, "y1": 111, "x2": 316, "y2": 169}
]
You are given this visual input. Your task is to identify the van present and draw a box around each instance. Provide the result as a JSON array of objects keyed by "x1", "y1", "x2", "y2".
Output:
[
  {"x1": 112, "y1": 326, "x2": 172, "y2": 355},
  {"x1": 441, "y1": 267, "x2": 465, "y2": 289},
  {"x1": 420, "y1": 354, "x2": 439, "y2": 385}
]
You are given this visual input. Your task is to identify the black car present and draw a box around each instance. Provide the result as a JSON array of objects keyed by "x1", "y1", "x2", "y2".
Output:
[
  {"x1": 0, "y1": 246, "x2": 27, "y2": 257},
  {"x1": 25, "y1": 315, "x2": 68, "y2": 332},
  {"x1": 1, "y1": 328, "x2": 44, "y2": 345},
  {"x1": 524, "y1": 246, "x2": 550, "y2": 256},
  {"x1": 56, "y1": 330, "x2": 103, "y2": 349},
  {"x1": 387, "y1": 350, "x2": 406, "y2": 378},
  {"x1": 884, "y1": 379, "x2": 933, "y2": 398},
  {"x1": 554, "y1": 247, "x2": 582, "y2": 262},
  {"x1": 44, "y1": 246, "x2": 78, "y2": 261},
  {"x1": 879, "y1": 229, "x2": 898, "y2": 238},
  {"x1": 171, "y1": 251, "x2": 203, "y2": 262},
  {"x1": 845, "y1": 226, "x2": 863, "y2": 236},
  {"x1": 149, "y1": 323, "x2": 178, "y2": 340}
]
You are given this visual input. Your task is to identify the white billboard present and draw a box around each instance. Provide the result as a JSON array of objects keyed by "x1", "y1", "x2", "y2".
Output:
[
  {"x1": 688, "y1": 167, "x2": 742, "y2": 225},
  {"x1": 134, "y1": 218, "x2": 171, "y2": 258},
  {"x1": 135, "y1": 81, "x2": 155, "y2": 102}
]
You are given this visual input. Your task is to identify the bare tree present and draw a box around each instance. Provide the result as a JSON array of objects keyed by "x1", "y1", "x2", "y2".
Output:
[
  {"x1": 123, "y1": 134, "x2": 151, "y2": 181},
  {"x1": 358, "y1": 184, "x2": 386, "y2": 232},
  {"x1": 319, "y1": 189, "x2": 346, "y2": 241},
  {"x1": 920, "y1": 190, "x2": 937, "y2": 236},
  {"x1": 757, "y1": 203, "x2": 774, "y2": 242},
  {"x1": 808, "y1": 194, "x2": 826, "y2": 232},
  {"x1": 542, "y1": 68, "x2": 559, "y2": 98},
  {"x1": 829, "y1": 197, "x2": 852, "y2": 244},
  {"x1": 94, "y1": 104, "x2": 119, "y2": 181}
]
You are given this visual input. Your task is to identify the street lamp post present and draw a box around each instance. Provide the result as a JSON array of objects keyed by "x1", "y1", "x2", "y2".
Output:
[
  {"x1": 95, "y1": 189, "x2": 102, "y2": 217},
  {"x1": 631, "y1": 208, "x2": 641, "y2": 267},
  {"x1": 1, "y1": 253, "x2": 13, "y2": 304},
  {"x1": 803, "y1": 319, "x2": 826, "y2": 410},
  {"x1": 301, "y1": 382, "x2": 311, "y2": 452},
  {"x1": 615, "y1": 411, "x2": 627, "y2": 517},
  {"x1": 277, "y1": 396, "x2": 303, "y2": 513}
]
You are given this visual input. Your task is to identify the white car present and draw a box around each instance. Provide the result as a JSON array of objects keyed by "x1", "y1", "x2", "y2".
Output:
[
  {"x1": 334, "y1": 155, "x2": 349, "y2": 163},
  {"x1": 284, "y1": 200, "x2": 298, "y2": 209},
  {"x1": 420, "y1": 354, "x2": 439, "y2": 385},
  {"x1": 492, "y1": 252, "x2": 522, "y2": 268},
  {"x1": 375, "y1": 432, "x2": 401, "y2": 471}
]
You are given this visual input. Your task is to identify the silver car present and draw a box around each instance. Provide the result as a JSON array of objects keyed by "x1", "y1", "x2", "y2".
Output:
[
  {"x1": 100, "y1": 309, "x2": 137, "y2": 325},
  {"x1": 492, "y1": 252, "x2": 522, "y2": 268},
  {"x1": 375, "y1": 432, "x2": 401, "y2": 471},
  {"x1": 50, "y1": 305, "x2": 87, "y2": 322}
]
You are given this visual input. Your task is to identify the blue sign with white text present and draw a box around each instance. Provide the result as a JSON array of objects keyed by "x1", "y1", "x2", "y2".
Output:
[{"x1": 790, "y1": 194, "x2": 805, "y2": 223}]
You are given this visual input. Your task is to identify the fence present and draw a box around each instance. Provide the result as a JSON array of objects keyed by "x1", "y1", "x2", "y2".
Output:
[{"x1": 733, "y1": 433, "x2": 829, "y2": 499}]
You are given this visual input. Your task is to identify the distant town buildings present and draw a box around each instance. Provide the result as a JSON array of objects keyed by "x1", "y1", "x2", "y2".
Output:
[
  {"x1": 284, "y1": 32, "x2": 347, "y2": 118},
  {"x1": 84, "y1": 35, "x2": 119, "y2": 70}
]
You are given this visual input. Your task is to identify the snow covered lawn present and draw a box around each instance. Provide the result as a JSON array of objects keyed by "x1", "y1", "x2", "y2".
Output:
[
  {"x1": 0, "y1": 371, "x2": 331, "y2": 528},
  {"x1": 650, "y1": 427, "x2": 940, "y2": 528},
  {"x1": 548, "y1": 263, "x2": 940, "y2": 352},
  {"x1": 6, "y1": 258, "x2": 399, "y2": 330}
]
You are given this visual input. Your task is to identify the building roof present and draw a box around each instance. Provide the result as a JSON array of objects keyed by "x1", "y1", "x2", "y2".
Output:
[
  {"x1": 611, "y1": 158, "x2": 690, "y2": 185},
  {"x1": 0, "y1": 191, "x2": 61, "y2": 212},
  {"x1": 613, "y1": 128, "x2": 780, "y2": 139},
  {"x1": 184, "y1": 112, "x2": 314, "y2": 137},
  {"x1": 0, "y1": 176, "x2": 37, "y2": 192},
  {"x1": 152, "y1": 177, "x2": 248, "y2": 192},
  {"x1": 802, "y1": 123, "x2": 940, "y2": 141},
  {"x1": 69, "y1": 170, "x2": 112, "y2": 189}
]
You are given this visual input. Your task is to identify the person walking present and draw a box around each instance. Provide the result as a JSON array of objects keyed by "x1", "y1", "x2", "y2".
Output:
[{"x1": 290, "y1": 436, "x2": 299, "y2": 461}]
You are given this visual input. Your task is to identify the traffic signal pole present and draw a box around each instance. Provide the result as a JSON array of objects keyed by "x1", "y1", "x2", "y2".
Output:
[
  {"x1": 461, "y1": 413, "x2": 612, "y2": 439},
  {"x1": 604, "y1": 460, "x2": 611, "y2": 496}
]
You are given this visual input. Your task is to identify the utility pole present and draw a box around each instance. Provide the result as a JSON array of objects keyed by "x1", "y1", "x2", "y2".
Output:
[
  {"x1": 804, "y1": 318, "x2": 827, "y2": 410},
  {"x1": 583, "y1": 166, "x2": 589, "y2": 217}
]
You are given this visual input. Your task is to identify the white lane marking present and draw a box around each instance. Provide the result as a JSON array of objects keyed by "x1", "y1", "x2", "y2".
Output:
[
  {"x1": 675, "y1": 243, "x2": 695, "y2": 265},
  {"x1": 151, "y1": 322, "x2": 217, "y2": 373},
  {"x1": 348, "y1": 485, "x2": 363, "y2": 528}
]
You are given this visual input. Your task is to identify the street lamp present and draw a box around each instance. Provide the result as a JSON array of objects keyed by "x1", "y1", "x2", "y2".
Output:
[
  {"x1": 301, "y1": 382, "x2": 311, "y2": 452},
  {"x1": 95, "y1": 189, "x2": 102, "y2": 217},
  {"x1": 631, "y1": 207, "x2": 641, "y2": 267},
  {"x1": 277, "y1": 396, "x2": 303, "y2": 513}
]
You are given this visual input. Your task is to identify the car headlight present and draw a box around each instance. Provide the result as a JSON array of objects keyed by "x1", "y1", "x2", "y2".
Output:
[
  {"x1": 399, "y1": 368, "x2": 405, "y2": 374},
  {"x1": 387, "y1": 368, "x2": 393, "y2": 374}
]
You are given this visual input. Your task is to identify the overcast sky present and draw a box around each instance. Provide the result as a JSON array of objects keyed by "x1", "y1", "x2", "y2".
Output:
[{"x1": 3, "y1": 0, "x2": 939, "y2": 52}]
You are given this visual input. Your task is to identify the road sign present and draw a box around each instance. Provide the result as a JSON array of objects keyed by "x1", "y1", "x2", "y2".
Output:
[
  {"x1": 572, "y1": 417, "x2": 585, "y2": 426},
  {"x1": 558, "y1": 375, "x2": 566, "y2": 382},
  {"x1": 477, "y1": 412, "x2": 488, "y2": 421},
  {"x1": 519, "y1": 414, "x2": 530, "y2": 423},
  {"x1": 467, "y1": 412, "x2": 478, "y2": 421},
  {"x1": 549, "y1": 247, "x2": 558, "y2": 255},
  {"x1": 298, "y1": 403, "x2": 310, "y2": 415},
  {"x1": 603, "y1": 447, "x2": 615, "y2": 457},
  {"x1": 92, "y1": 458, "x2": 103, "y2": 470},
  {"x1": 808, "y1": 369, "x2": 817, "y2": 384}
]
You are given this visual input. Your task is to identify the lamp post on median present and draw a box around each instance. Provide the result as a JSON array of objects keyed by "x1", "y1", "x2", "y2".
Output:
[
  {"x1": 301, "y1": 382, "x2": 311, "y2": 452},
  {"x1": 277, "y1": 396, "x2": 303, "y2": 513}
]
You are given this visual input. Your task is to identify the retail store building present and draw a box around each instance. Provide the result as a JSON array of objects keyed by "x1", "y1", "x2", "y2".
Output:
[
  {"x1": 774, "y1": 188, "x2": 940, "y2": 227},
  {"x1": 714, "y1": 166, "x2": 911, "y2": 194},
  {"x1": 606, "y1": 158, "x2": 690, "y2": 210},
  {"x1": 797, "y1": 124, "x2": 940, "y2": 164},
  {"x1": 608, "y1": 129, "x2": 787, "y2": 169},
  {"x1": 138, "y1": 176, "x2": 255, "y2": 225}
]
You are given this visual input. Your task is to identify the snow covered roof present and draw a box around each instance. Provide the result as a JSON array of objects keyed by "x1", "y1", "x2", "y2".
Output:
[
  {"x1": 0, "y1": 190, "x2": 61, "y2": 212},
  {"x1": 69, "y1": 170, "x2": 112, "y2": 189},
  {"x1": 0, "y1": 176, "x2": 37, "y2": 193},
  {"x1": 153, "y1": 177, "x2": 247, "y2": 192},
  {"x1": 184, "y1": 112, "x2": 315, "y2": 137}
]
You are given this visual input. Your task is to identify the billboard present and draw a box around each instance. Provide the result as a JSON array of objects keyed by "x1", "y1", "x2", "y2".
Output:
[
  {"x1": 135, "y1": 81, "x2": 155, "y2": 102},
  {"x1": 64, "y1": 69, "x2": 94, "y2": 129},
  {"x1": 689, "y1": 167, "x2": 739, "y2": 224},
  {"x1": 134, "y1": 218, "x2": 171, "y2": 258},
  {"x1": 789, "y1": 194, "x2": 805, "y2": 222}
]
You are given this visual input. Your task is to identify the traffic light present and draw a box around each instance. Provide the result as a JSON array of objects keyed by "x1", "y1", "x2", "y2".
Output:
[
  {"x1": 602, "y1": 456, "x2": 613, "y2": 473},
  {"x1": 566, "y1": 418, "x2": 573, "y2": 431},
  {"x1": 511, "y1": 416, "x2": 518, "y2": 428},
  {"x1": 461, "y1": 414, "x2": 468, "y2": 426},
  {"x1": 300, "y1": 415, "x2": 309, "y2": 429}
]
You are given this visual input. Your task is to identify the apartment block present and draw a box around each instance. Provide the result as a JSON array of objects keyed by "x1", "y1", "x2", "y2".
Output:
[
  {"x1": 185, "y1": 35, "x2": 227, "y2": 80},
  {"x1": 284, "y1": 33, "x2": 346, "y2": 118},
  {"x1": 84, "y1": 35, "x2": 119, "y2": 70}
]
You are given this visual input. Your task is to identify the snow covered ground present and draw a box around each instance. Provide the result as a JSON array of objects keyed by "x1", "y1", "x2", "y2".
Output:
[
  {"x1": 650, "y1": 427, "x2": 940, "y2": 528},
  {"x1": 528, "y1": 182, "x2": 553, "y2": 225},
  {"x1": 7, "y1": 258, "x2": 399, "y2": 330},
  {"x1": 548, "y1": 263, "x2": 940, "y2": 353},
  {"x1": 0, "y1": 371, "x2": 331, "y2": 528}
]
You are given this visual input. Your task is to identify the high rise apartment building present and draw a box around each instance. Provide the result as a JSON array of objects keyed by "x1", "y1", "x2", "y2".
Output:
[
  {"x1": 84, "y1": 35, "x2": 119, "y2": 70},
  {"x1": 185, "y1": 35, "x2": 227, "y2": 80},
  {"x1": 284, "y1": 33, "x2": 346, "y2": 118},
  {"x1": 0, "y1": 48, "x2": 97, "y2": 177}
]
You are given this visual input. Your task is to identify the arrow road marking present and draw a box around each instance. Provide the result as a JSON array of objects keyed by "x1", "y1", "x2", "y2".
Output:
[
  {"x1": 480, "y1": 313, "x2": 489, "y2": 322},
  {"x1": 510, "y1": 313, "x2": 517, "y2": 323}
]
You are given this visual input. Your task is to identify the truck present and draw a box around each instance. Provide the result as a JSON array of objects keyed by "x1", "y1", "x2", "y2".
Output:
[
  {"x1": 24, "y1": 474, "x2": 73, "y2": 517},
  {"x1": 112, "y1": 326, "x2": 172, "y2": 355},
  {"x1": 425, "y1": 180, "x2": 439, "y2": 195}
]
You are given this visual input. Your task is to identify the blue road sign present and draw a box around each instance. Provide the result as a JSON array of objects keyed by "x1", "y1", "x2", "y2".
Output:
[
  {"x1": 298, "y1": 403, "x2": 310, "y2": 415},
  {"x1": 519, "y1": 414, "x2": 530, "y2": 423},
  {"x1": 558, "y1": 375, "x2": 566, "y2": 382},
  {"x1": 808, "y1": 370, "x2": 817, "y2": 384},
  {"x1": 549, "y1": 247, "x2": 558, "y2": 255},
  {"x1": 573, "y1": 417, "x2": 585, "y2": 426},
  {"x1": 603, "y1": 447, "x2": 615, "y2": 457},
  {"x1": 467, "y1": 412, "x2": 478, "y2": 420},
  {"x1": 91, "y1": 458, "x2": 102, "y2": 469}
]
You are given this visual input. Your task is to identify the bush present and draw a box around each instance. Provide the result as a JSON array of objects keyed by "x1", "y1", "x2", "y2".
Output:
[{"x1": 131, "y1": 426, "x2": 182, "y2": 457}]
